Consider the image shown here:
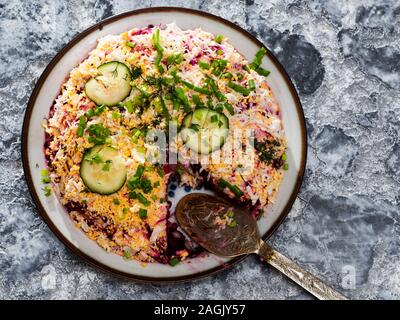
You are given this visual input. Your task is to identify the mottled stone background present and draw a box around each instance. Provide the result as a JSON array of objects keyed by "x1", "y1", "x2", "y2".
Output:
[{"x1": 0, "y1": 0, "x2": 399, "y2": 300}]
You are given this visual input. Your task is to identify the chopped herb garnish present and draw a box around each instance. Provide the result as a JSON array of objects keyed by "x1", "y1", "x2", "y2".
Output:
[
  {"x1": 169, "y1": 257, "x2": 180, "y2": 266},
  {"x1": 102, "y1": 160, "x2": 112, "y2": 171},
  {"x1": 222, "y1": 72, "x2": 233, "y2": 79},
  {"x1": 122, "y1": 207, "x2": 129, "y2": 215},
  {"x1": 153, "y1": 181, "x2": 160, "y2": 188},
  {"x1": 113, "y1": 198, "x2": 120, "y2": 205},
  {"x1": 41, "y1": 169, "x2": 49, "y2": 177},
  {"x1": 167, "y1": 53, "x2": 183, "y2": 65},
  {"x1": 214, "y1": 34, "x2": 224, "y2": 43},
  {"x1": 173, "y1": 87, "x2": 191, "y2": 112},
  {"x1": 247, "y1": 47, "x2": 270, "y2": 77},
  {"x1": 43, "y1": 186, "x2": 52, "y2": 197},
  {"x1": 85, "y1": 109, "x2": 95, "y2": 117},
  {"x1": 282, "y1": 153, "x2": 287, "y2": 161},
  {"x1": 283, "y1": 163, "x2": 289, "y2": 171},
  {"x1": 228, "y1": 220, "x2": 237, "y2": 228},
  {"x1": 216, "y1": 49, "x2": 223, "y2": 55},
  {"x1": 237, "y1": 73, "x2": 244, "y2": 80},
  {"x1": 131, "y1": 67, "x2": 142, "y2": 80},
  {"x1": 255, "y1": 67, "x2": 270, "y2": 76},
  {"x1": 41, "y1": 176, "x2": 50, "y2": 184},
  {"x1": 211, "y1": 59, "x2": 228, "y2": 76},
  {"x1": 87, "y1": 124, "x2": 110, "y2": 145},
  {"x1": 151, "y1": 194, "x2": 158, "y2": 201},
  {"x1": 138, "y1": 208, "x2": 148, "y2": 219},
  {"x1": 77, "y1": 116, "x2": 86, "y2": 137},
  {"x1": 129, "y1": 191, "x2": 137, "y2": 199},
  {"x1": 223, "y1": 102, "x2": 234, "y2": 115},
  {"x1": 227, "y1": 211, "x2": 235, "y2": 218},
  {"x1": 152, "y1": 28, "x2": 164, "y2": 73},
  {"x1": 94, "y1": 104, "x2": 106, "y2": 116},
  {"x1": 112, "y1": 111, "x2": 121, "y2": 119},
  {"x1": 126, "y1": 41, "x2": 136, "y2": 48},
  {"x1": 219, "y1": 178, "x2": 244, "y2": 198},
  {"x1": 181, "y1": 80, "x2": 211, "y2": 95},
  {"x1": 248, "y1": 79, "x2": 256, "y2": 91},
  {"x1": 227, "y1": 81, "x2": 251, "y2": 96},
  {"x1": 135, "y1": 165, "x2": 145, "y2": 178},
  {"x1": 192, "y1": 94, "x2": 204, "y2": 107},
  {"x1": 210, "y1": 114, "x2": 219, "y2": 123},
  {"x1": 84, "y1": 152, "x2": 102, "y2": 164},
  {"x1": 123, "y1": 248, "x2": 132, "y2": 260},
  {"x1": 137, "y1": 192, "x2": 150, "y2": 206},
  {"x1": 206, "y1": 77, "x2": 225, "y2": 101},
  {"x1": 199, "y1": 61, "x2": 211, "y2": 70}
]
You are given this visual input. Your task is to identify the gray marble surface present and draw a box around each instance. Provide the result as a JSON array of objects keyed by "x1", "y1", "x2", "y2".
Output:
[{"x1": 0, "y1": 0, "x2": 399, "y2": 300}]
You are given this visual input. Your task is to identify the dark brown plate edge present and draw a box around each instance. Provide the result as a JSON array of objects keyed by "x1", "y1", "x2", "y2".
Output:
[{"x1": 21, "y1": 6, "x2": 308, "y2": 284}]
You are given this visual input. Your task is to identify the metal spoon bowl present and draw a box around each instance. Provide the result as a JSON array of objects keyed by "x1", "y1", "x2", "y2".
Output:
[{"x1": 175, "y1": 193, "x2": 347, "y2": 300}]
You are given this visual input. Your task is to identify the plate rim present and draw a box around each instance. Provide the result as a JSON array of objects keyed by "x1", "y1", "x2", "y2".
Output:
[{"x1": 21, "y1": 6, "x2": 308, "y2": 284}]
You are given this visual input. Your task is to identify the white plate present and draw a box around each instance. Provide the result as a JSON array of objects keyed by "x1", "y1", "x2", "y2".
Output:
[{"x1": 22, "y1": 7, "x2": 307, "y2": 283}]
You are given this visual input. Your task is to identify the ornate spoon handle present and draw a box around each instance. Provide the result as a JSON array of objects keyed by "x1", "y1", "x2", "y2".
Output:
[{"x1": 257, "y1": 241, "x2": 348, "y2": 300}]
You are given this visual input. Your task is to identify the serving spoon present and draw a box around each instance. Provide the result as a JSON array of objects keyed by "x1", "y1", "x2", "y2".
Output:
[{"x1": 175, "y1": 193, "x2": 347, "y2": 300}]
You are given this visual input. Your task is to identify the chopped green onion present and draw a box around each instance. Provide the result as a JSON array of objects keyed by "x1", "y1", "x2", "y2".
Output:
[
  {"x1": 228, "y1": 220, "x2": 237, "y2": 228},
  {"x1": 43, "y1": 186, "x2": 52, "y2": 197},
  {"x1": 169, "y1": 257, "x2": 180, "y2": 266},
  {"x1": 135, "y1": 165, "x2": 145, "y2": 178},
  {"x1": 94, "y1": 104, "x2": 106, "y2": 116},
  {"x1": 173, "y1": 87, "x2": 191, "y2": 112},
  {"x1": 152, "y1": 28, "x2": 164, "y2": 73},
  {"x1": 167, "y1": 53, "x2": 182, "y2": 65},
  {"x1": 283, "y1": 163, "x2": 289, "y2": 171},
  {"x1": 112, "y1": 111, "x2": 121, "y2": 119},
  {"x1": 219, "y1": 178, "x2": 244, "y2": 198},
  {"x1": 216, "y1": 49, "x2": 223, "y2": 55},
  {"x1": 122, "y1": 207, "x2": 129, "y2": 215},
  {"x1": 77, "y1": 116, "x2": 86, "y2": 137},
  {"x1": 159, "y1": 95, "x2": 170, "y2": 123},
  {"x1": 227, "y1": 81, "x2": 251, "y2": 96},
  {"x1": 227, "y1": 210, "x2": 235, "y2": 218},
  {"x1": 222, "y1": 72, "x2": 233, "y2": 79},
  {"x1": 156, "y1": 166, "x2": 165, "y2": 177},
  {"x1": 41, "y1": 176, "x2": 50, "y2": 184},
  {"x1": 248, "y1": 79, "x2": 256, "y2": 91},
  {"x1": 237, "y1": 73, "x2": 244, "y2": 80},
  {"x1": 251, "y1": 47, "x2": 267, "y2": 70},
  {"x1": 206, "y1": 77, "x2": 225, "y2": 101},
  {"x1": 41, "y1": 169, "x2": 49, "y2": 177},
  {"x1": 123, "y1": 249, "x2": 132, "y2": 260},
  {"x1": 132, "y1": 128, "x2": 142, "y2": 143},
  {"x1": 113, "y1": 198, "x2": 120, "y2": 205},
  {"x1": 153, "y1": 181, "x2": 160, "y2": 188},
  {"x1": 125, "y1": 100, "x2": 134, "y2": 113},
  {"x1": 199, "y1": 61, "x2": 211, "y2": 70},
  {"x1": 181, "y1": 80, "x2": 211, "y2": 95},
  {"x1": 192, "y1": 94, "x2": 204, "y2": 107},
  {"x1": 151, "y1": 194, "x2": 158, "y2": 201},
  {"x1": 85, "y1": 109, "x2": 95, "y2": 117},
  {"x1": 255, "y1": 67, "x2": 270, "y2": 77},
  {"x1": 223, "y1": 102, "x2": 235, "y2": 115},
  {"x1": 211, "y1": 59, "x2": 228, "y2": 76},
  {"x1": 129, "y1": 191, "x2": 137, "y2": 199},
  {"x1": 214, "y1": 34, "x2": 224, "y2": 44},
  {"x1": 137, "y1": 192, "x2": 150, "y2": 206},
  {"x1": 139, "y1": 208, "x2": 148, "y2": 219},
  {"x1": 210, "y1": 114, "x2": 219, "y2": 123},
  {"x1": 282, "y1": 153, "x2": 287, "y2": 161},
  {"x1": 102, "y1": 160, "x2": 112, "y2": 171},
  {"x1": 126, "y1": 41, "x2": 136, "y2": 48}
]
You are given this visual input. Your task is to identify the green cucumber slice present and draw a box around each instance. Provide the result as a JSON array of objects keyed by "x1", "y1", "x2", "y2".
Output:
[
  {"x1": 180, "y1": 108, "x2": 229, "y2": 154},
  {"x1": 80, "y1": 145, "x2": 127, "y2": 195},
  {"x1": 85, "y1": 61, "x2": 132, "y2": 106}
]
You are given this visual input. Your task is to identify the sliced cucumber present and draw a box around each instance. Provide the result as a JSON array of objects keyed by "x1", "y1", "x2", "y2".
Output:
[
  {"x1": 85, "y1": 61, "x2": 132, "y2": 106},
  {"x1": 180, "y1": 108, "x2": 229, "y2": 154},
  {"x1": 80, "y1": 145, "x2": 127, "y2": 195}
]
